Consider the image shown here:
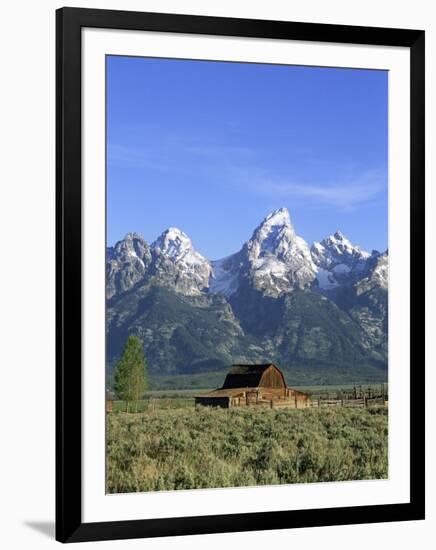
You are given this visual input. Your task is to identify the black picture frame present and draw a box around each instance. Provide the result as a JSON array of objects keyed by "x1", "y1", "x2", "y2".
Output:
[{"x1": 56, "y1": 6, "x2": 425, "y2": 543}]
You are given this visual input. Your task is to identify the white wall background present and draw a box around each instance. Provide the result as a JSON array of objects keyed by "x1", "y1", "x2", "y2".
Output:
[{"x1": 0, "y1": 1, "x2": 433, "y2": 548}]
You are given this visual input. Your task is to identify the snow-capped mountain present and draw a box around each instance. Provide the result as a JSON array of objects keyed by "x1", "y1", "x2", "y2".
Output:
[
  {"x1": 107, "y1": 209, "x2": 385, "y2": 300},
  {"x1": 106, "y1": 233, "x2": 152, "y2": 298},
  {"x1": 151, "y1": 227, "x2": 212, "y2": 296},
  {"x1": 311, "y1": 231, "x2": 371, "y2": 290},
  {"x1": 209, "y1": 254, "x2": 243, "y2": 297},
  {"x1": 106, "y1": 209, "x2": 389, "y2": 382},
  {"x1": 210, "y1": 208, "x2": 316, "y2": 299},
  {"x1": 356, "y1": 250, "x2": 388, "y2": 293},
  {"x1": 107, "y1": 227, "x2": 211, "y2": 298},
  {"x1": 245, "y1": 208, "x2": 317, "y2": 296},
  {"x1": 152, "y1": 227, "x2": 205, "y2": 265}
]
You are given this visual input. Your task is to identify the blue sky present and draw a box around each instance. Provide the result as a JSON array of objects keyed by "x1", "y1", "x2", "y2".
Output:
[{"x1": 107, "y1": 56, "x2": 388, "y2": 259}]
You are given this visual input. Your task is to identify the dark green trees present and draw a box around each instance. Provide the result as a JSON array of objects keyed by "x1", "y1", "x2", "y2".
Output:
[{"x1": 114, "y1": 335, "x2": 148, "y2": 412}]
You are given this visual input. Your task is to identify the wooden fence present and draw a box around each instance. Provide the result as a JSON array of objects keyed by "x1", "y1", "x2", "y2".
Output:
[{"x1": 310, "y1": 396, "x2": 387, "y2": 408}]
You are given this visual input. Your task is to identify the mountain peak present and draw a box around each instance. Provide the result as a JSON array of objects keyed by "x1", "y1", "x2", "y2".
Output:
[
  {"x1": 241, "y1": 207, "x2": 316, "y2": 297},
  {"x1": 327, "y1": 230, "x2": 355, "y2": 249},
  {"x1": 311, "y1": 230, "x2": 371, "y2": 290},
  {"x1": 324, "y1": 231, "x2": 370, "y2": 259},
  {"x1": 123, "y1": 231, "x2": 146, "y2": 242},
  {"x1": 263, "y1": 207, "x2": 292, "y2": 227},
  {"x1": 251, "y1": 207, "x2": 296, "y2": 252},
  {"x1": 152, "y1": 227, "x2": 211, "y2": 275},
  {"x1": 160, "y1": 226, "x2": 189, "y2": 239},
  {"x1": 153, "y1": 227, "x2": 193, "y2": 256},
  {"x1": 167, "y1": 226, "x2": 186, "y2": 235}
]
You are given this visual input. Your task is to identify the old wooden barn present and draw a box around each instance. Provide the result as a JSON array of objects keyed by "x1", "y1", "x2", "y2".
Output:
[{"x1": 195, "y1": 363, "x2": 310, "y2": 409}]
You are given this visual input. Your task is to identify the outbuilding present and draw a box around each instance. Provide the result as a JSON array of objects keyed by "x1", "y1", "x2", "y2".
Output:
[{"x1": 195, "y1": 363, "x2": 310, "y2": 409}]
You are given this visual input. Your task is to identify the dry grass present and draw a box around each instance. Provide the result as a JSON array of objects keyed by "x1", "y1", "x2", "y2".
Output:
[{"x1": 106, "y1": 406, "x2": 388, "y2": 493}]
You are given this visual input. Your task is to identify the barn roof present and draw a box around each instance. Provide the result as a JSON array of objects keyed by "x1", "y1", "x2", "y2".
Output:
[
  {"x1": 230, "y1": 364, "x2": 274, "y2": 375},
  {"x1": 222, "y1": 363, "x2": 284, "y2": 389}
]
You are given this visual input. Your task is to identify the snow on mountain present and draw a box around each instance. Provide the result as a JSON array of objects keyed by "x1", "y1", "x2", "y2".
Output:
[
  {"x1": 245, "y1": 208, "x2": 317, "y2": 296},
  {"x1": 248, "y1": 207, "x2": 296, "y2": 256},
  {"x1": 106, "y1": 209, "x2": 387, "y2": 300},
  {"x1": 356, "y1": 250, "x2": 389, "y2": 293},
  {"x1": 371, "y1": 252, "x2": 388, "y2": 288},
  {"x1": 315, "y1": 267, "x2": 339, "y2": 290},
  {"x1": 106, "y1": 228, "x2": 212, "y2": 298},
  {"x1": 113, "y1": 232, "x2": 150, "y2": 263},
  {"x1": 210, "y1": 254, "x2": 241, "y2": 297},
  {"x1": 248, "y1": 209, "x2": 293, "y2": 254},
  {"x1": 209, "y1": 208, "x2": 318, "y2": 299},
  {"x1": 152, "y1": 227, "x2": 208, "y2": 267},
  {"x1": 204, "y1": 208, "x2": 317, "y2": 299},
  {"x1": 312, "y1": 231, "x2": 370, "y2": 269},
  {"x1": 311, "y1": 231, "x2": 371, "y2": 289},
  {"x1": 106, "y1": 233, "x2": 152, "y2": 298},
  {"x1": 151, "y1": 227, "x2": 212, "y2": 295}
]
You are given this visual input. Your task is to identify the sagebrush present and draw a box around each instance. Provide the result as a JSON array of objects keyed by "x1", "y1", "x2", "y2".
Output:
[{"x1": 106, "y1": 406, "x2": 388, "y2": 493}]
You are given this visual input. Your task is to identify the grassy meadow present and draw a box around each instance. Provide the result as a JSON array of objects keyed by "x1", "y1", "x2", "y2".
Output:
[{"x1": 106, "y1": 405, "x2": 388, "y2": 493}]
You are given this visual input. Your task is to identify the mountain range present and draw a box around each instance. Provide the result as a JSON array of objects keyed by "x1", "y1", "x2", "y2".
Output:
[{"x1": 106, "y1": 208, "x2": 388, "y2": 386}]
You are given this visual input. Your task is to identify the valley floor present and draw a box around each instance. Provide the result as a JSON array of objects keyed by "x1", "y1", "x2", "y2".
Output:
[{"x1": 106, "y1": 406, "x2": 388, "y2": 493}]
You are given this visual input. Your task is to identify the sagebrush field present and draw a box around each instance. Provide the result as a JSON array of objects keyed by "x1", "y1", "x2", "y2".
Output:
[{"x1": 106, "y1": 406, "x2": 388, "y2": 493}]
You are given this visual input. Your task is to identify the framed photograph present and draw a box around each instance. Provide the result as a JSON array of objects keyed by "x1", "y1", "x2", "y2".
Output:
[{"x1": 56, "y1": 7, "x2": 425, "y2": 543}]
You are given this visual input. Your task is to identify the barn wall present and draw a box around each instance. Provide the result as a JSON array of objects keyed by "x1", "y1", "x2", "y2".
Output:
[
  {"x1": 259, "y1": 388, "x2": 286, "y2": 399},
  {"x1": 196, "y1": 391, "x2": 311, "y2": 409},
  {"x1": 259, "y1": 367, "x2": 285, "y2": 389}
]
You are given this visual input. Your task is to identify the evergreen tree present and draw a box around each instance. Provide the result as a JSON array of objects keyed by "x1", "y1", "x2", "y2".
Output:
[{"x1": 114, "y1": 335, "x2": 148, "y2": 412}]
